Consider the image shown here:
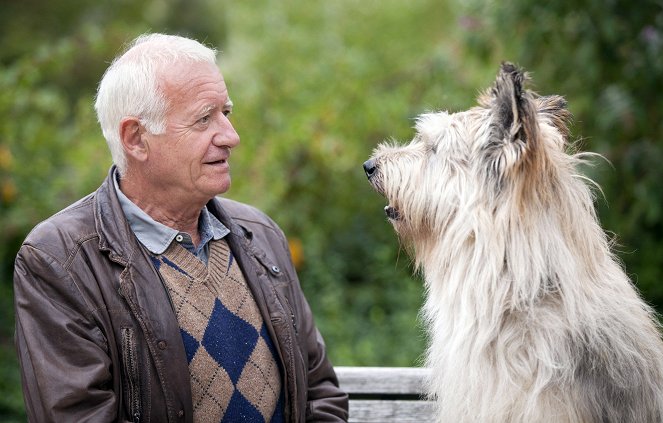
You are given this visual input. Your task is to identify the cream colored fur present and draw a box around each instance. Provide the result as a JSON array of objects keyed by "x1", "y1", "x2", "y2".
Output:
[{"x1": 365, "y1": 63, "x2": 663, "y2": 422}]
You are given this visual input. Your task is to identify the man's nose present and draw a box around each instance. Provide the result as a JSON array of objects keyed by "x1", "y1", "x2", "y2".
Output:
[{"x1": 213, "y1": 114, "x2": 240, "y2": 148}]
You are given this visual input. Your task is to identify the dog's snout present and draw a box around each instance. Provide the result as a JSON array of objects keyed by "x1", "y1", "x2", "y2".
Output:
[{"x1": 363, "y1": 159, "x2": 377, "y2": 179}]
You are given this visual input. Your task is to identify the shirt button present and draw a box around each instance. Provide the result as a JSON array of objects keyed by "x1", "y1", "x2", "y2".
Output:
[
  {"x1": 271, "y1": 265, "x2": 281, "y2": 274},
  {"x1": 175, "y1": 234, "x2": 184, "y2": 242},
  {"x1": 178, "y1": 409, "x2": 185, "y2": 418},
  {"x1": 157, "y1": 340, "x2": 167, "y2": 350}
]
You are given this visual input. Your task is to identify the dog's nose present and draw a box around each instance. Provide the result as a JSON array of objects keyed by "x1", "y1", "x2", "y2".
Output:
[{"x1": 363, "y1": 159, "x2": 377, "y2": 179}]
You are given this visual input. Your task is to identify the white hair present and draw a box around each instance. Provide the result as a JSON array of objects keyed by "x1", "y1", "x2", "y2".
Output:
[{"x1": 94, "y1": 33, "x2": 218, "y2": 175}]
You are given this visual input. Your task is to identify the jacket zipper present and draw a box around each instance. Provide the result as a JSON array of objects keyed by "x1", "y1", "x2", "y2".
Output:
[
  {"x1": 271, "y1": 288, "x2": 301, "y2": 422},
  {"x1": 122, "y1": 327, "x2": 142, "y2": 423},
  {"x1": 281, "y1": 294, "x2": 298, "y2": 336}
]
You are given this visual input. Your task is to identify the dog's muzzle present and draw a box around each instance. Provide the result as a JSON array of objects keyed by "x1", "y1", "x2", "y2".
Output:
[
  {"x1": 384, "y1": 206, "x2": 400, "y2": 220},
  {"x1": 363, "y1": 158, "x2": 383, "y2": 194},
  {"x1": 363, "y1": 159, "x2": 377, "y2": 179},
  {"x1": 364, "y1": 159, "x2": 400, "y2": 220}
]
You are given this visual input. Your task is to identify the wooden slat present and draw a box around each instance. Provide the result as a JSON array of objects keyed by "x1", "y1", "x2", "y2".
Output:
[
  {"x1": 335, "y1": 366, "x2": 430, "y2": 396},
  {"x1": 347, "y1": 399, "x2": 436, "y2": 422}
]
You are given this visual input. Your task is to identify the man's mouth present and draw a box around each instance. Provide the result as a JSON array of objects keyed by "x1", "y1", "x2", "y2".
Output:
[
  {"x1": 205, "y1": 147, "x2": 231, "y2": 167},
  {"x1": 205, "y1": 157, "x2": 228, "y2": 167}
]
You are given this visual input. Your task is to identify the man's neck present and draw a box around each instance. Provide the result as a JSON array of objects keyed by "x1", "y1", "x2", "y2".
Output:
[{"x1": 118, "y1": 173, "x2": 204, "y2": 246}]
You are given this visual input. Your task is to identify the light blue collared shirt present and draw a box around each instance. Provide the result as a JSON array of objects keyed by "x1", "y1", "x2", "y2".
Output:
[{"x1": 113, "y1": 173, "x2": 230, "y2": 264}]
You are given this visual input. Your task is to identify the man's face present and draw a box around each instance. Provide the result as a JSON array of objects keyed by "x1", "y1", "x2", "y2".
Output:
[{"x1": 142, "y1": 61, "x2": 240, "y2": 205}]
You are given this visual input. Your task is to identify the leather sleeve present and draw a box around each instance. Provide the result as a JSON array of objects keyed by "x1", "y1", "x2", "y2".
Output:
[
  {"x1": 270, "y1": 223, "x2": 349, "y2": 422},
  {"x1": 297, "y1": 292, "x2": 349, "y2": 422},
  {"x1": 14, "y1": 244, "x2": 119, "y2": 423}
]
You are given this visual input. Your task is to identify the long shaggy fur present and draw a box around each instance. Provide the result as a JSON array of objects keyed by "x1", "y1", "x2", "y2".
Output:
[{"x1": 364, "y1": 63, "x2": 663, "y2": 422}]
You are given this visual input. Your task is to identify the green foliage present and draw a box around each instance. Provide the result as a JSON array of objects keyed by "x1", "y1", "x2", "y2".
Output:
[
  {"x1": 1, "y1": 0, "x2": 661, "y2": 420},
  {"x1": 221, "y1": 0, "x2": 472, "y2": 366}
]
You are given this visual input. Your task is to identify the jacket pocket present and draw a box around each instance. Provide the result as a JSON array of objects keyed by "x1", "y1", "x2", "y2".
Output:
[{"x1": 121, "y1": 327, "x2": 142, "y2": 423}]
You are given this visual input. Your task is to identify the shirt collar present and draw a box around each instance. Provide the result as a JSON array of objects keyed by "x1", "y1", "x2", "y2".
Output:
[{"x1": 113, "y1": 171, "x2": 229, "y2": 255}]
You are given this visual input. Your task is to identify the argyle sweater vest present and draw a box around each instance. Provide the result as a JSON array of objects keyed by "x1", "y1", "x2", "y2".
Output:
[{"x1": 151, "y1": 239, "x2": 284, "y2": 422}]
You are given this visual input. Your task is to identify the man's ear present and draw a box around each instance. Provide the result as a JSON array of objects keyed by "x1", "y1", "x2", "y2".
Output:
[{"x1": 119, "y1": 117, "x2": 149, "y2": 162}]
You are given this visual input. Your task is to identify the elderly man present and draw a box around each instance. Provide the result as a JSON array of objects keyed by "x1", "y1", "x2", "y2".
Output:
[{"x1": 13, "y1": 33, "x2": 348, "y2": 422}]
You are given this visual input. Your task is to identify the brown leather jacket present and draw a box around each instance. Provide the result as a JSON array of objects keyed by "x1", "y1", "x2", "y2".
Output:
[{"x1": 13, "y1": 168, "x2": 348, "y2": 423}]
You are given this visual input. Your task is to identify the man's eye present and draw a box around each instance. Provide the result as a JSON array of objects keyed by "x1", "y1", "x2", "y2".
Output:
[
  {"x1": 223, "y1": 109, "x2": 232, "y2": 117},
  {"x1": 199, "y1": 115, "x2": 211, "y2": 124}
]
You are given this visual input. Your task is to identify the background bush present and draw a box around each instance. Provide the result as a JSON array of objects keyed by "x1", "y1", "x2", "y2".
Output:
[{"x1": 1, "y1": 1, "x2": 661, "y2": 420}]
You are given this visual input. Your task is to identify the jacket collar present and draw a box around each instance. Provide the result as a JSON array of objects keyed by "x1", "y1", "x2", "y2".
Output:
[
  {"x1": 205, "y1": 196, "x2": 254, "y2": 251},
  {"x1": 94, "y1": 166, "x2": 141, "y2": 264}
]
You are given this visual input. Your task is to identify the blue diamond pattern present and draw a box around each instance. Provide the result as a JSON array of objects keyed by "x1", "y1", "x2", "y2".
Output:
[
  {"x1": 270, "y1": 389, "x2": 284, "y2": 423},
  {"x1": 260, "y1": 325, "x2": 279, "y2": 362},
  {"x1": 221, "y1": 390, "x2": 264, "y2": 422},
  {"x1": 202, "y1": 298, "x2": 259, "y2": 384},
  {"x1": 180, "y1": 329, "x2": 199, "y2": 364}
]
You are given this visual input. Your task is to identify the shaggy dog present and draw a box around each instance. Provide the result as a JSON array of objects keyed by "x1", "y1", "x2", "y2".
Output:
[{"x1": 363, "y1": 63, "x2": 663, "y2": 422}]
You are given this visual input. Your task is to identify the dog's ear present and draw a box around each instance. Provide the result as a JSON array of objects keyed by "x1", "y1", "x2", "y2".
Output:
[
  {"x1": 536, "y1": 95, "x2": 572, "y2": 140},
  {"x1": 480, "y1": 62, "x2": 541, "y2": 185}
]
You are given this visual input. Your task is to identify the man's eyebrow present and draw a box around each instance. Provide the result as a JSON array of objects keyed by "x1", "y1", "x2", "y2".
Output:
[
  {"x1": 196, "y1": 99, "x2": 232, "y2": 117},
  {"x1": 193, "y1": 105, "x2": 215, "y2": 120}
]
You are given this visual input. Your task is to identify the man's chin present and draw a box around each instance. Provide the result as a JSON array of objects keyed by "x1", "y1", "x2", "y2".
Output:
[{"x1": 210, "y1": 178, "x2": 232, "y2": 197}]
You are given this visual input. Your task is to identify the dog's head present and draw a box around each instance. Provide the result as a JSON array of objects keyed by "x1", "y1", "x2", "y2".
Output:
[{"x1": 364, "y1": 62, "x2": 573, "y2": 245}]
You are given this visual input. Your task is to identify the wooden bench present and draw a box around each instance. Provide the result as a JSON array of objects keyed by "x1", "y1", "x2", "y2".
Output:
[{"x1": 334, "y1": 367, "x2": 434, "y2": 422}]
